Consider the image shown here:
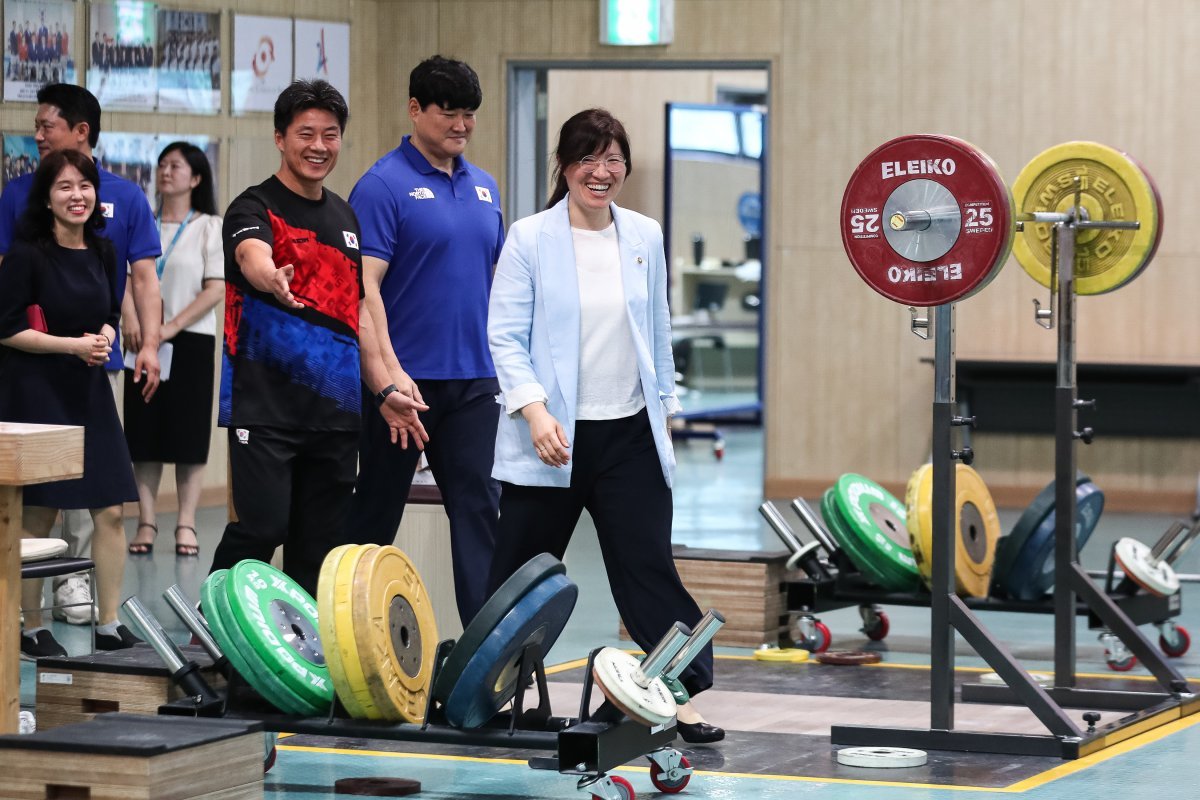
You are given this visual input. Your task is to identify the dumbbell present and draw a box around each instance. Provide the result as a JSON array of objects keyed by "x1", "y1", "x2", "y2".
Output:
[
  {"x1": 592, "y1": 610, "x2": 725, "y2": 727},
  {"x1": 122, "y1": 596, "x2": 221, "y2": 706},
  {"x1": 759, "y1": 501, "x2": 832, "y2": 581}
]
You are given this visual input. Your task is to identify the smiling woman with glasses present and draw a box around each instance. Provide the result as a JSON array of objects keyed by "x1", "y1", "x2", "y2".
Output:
[{"x1": 486, "y1": 108, "x2": 723, "y2": 744}]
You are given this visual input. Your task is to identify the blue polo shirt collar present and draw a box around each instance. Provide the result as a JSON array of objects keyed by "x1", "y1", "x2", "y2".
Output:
[{"x1": 400, "y1": 135, "x2": 467, "y2": 178}]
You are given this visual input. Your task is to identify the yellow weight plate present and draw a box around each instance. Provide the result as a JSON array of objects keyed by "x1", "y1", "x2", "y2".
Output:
[
  {"x1": 317, "y1": 544, "x2": 372, "y2": 719},
  {"x1": 1011, "y1": 141, "x2": 1159, "y2": 295},
  {"x1": 351, "y1": 545, "x2": 438, "y2": 723},
  {"x1": 904, "y1": 463, "x2": 1000, "y2": 597},
  {"x1": 334, "y1": 544, "x2": 384, "y2": 719},
  {"x1": 753, "y1": 647, "x2": 810, "y2": 663}
]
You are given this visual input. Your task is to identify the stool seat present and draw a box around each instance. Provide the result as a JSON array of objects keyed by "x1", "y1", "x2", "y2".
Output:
[
  {"x1": 20, "y1": 557, "x2": 96, "y2": 581},
  {"x1": 20, "y1": 538, "x2": 68, "y2": 563}
]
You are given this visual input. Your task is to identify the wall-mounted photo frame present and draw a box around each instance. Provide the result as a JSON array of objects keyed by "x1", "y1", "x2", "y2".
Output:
[
  {"x1": 94, "y1": 131, "x2": 158, "y2": 196},
  {"x1": 231, "y1": 14, "x2": 291, "y2": 115},
  {"x1": 293, "y1": 19, "x2": 349, "y2": 101},
  {"x1": 3, "y1": 0, "x2": 77, "y2": 102},
  {"x1": 87, "y1": 0, "x2": 158, "y2": 112},
  {"x1": 156, "y1": 8, "x2": 219, "y2": 114},
  {"x1": 2, "y1": 132, "x2": 39, "y2": 187}
]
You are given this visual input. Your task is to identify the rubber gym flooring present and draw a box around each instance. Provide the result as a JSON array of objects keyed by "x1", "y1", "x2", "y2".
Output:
[{"x1": 17, "y1": 427, "x2": 1200, "y2": 799}]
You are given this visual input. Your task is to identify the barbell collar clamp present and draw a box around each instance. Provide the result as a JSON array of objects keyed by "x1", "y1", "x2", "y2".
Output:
[
  {"x1": 952, "y1": 415, "x2": 977, "y2": 429},
  {"x1": 665, "y1": 609, "x2": 727, "y2": 681},
  {"x1": 952, "y1": 446, "x2": 974, "y2": 465},
  {"x1": 634, "y1": 622, "x2": 691, "y2": 687},
  {"x1": 1074, "y1": 427, "x2": 1095, "y2": 444}
]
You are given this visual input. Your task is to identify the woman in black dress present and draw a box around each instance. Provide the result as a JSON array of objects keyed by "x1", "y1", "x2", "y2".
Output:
[{"x1": 0, "y1": 149, "x2": 141, "y2": 658}]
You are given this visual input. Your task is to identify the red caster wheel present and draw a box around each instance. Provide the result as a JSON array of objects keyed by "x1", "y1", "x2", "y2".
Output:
[
  {"x1": 713, "y1": 439, "x2": 725, "y2": 460},
  {"x1": 1160, "y1": 624, "x2": 1190, "y2": 658},
  {"x1": 862, "y1": 609, "x2": 889, "y2": 641},
  {"x1": 263, "y1": 745, "x2": 277, "y2": 773},
  {"x1": 592, "y1": 775, "x2": 635, "y2": 800},
  {"x1": 811, "y1": 620, "x2": 832, "y2": 653},
  {"x1": 1106, "y1": 653, "x2": 1137, "y2": 672},
  {"x1": 650, "y1": 755, "x2": 692, "y2": 793}
]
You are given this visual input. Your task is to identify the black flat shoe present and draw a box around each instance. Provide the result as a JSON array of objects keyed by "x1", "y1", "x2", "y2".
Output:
[
  {"x1": 677, "y1": 720, "x2": 725, "y2": 744},
  {"x1": 95, "y1": 624, "x2": 143, "y2": 651}
]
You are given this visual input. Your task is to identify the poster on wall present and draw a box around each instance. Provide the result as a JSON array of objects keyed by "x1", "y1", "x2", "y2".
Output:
[
  {"x1": 231, "y1": 14, "x2": 291, "y2": 115},
  {"x1": 2, "y1": 133, "x2": 39, "y2": 186},
  {"x1": 156, "y1": 8, "x2": 220, "y2": 114},
  {"x1": 94, "y1": 132, "x2": 158, "y2": 196},
  {"x1": 293, "y1": 20, "x2": 349, "y2": 101},
  {"x1": 87, "y1": 0, "x2": 158, "y2": 111},
  {"x1": 3, "y1": 0, "x2": 77, "y2": 102}
]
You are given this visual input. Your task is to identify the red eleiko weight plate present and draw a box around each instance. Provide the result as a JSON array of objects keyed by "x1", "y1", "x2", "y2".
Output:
[{"x1": 841, "y1": 134, "x2": 1013, "y2": 305}]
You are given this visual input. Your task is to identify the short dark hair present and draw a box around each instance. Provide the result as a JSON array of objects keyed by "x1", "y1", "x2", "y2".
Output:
[
  {"x1": 547, "y1": 108, "x2": 633, "y2": 209},
  {"x1": 273, "y1": 79, "x2": 348, "y2": 136},
  {"x1": 36, "y1": 84, "x2": 101, "y2": 148},
  {"x1": 158, "y1": 141, "x2": 217, "y2": 216},
  {"x1": 18, "y1": 149, "x2": 107, "y2": 246},
  {"x1": 409, "y1": 55, "x2": 482, "y2": 111}
]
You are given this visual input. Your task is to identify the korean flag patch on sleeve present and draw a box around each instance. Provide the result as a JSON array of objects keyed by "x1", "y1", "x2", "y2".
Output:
[
  {"x1": 343, "y1": 231, "x2": 359, "y2": 249},
  {"x1": 475, "y1": 186, "x2": 493, "y2": 203}
]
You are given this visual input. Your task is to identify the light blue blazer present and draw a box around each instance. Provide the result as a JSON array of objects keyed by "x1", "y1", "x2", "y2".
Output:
[{"x1": 488, "y1": 197, "x2": 682, "y2": 489}]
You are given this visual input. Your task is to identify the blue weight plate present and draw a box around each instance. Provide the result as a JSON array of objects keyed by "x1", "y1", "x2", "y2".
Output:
[
  {"x1": 993, "y1": 471, "x2": 1090, "y2": 594},
  {"x1": 442, "y1": 572, "x2": 578, "y2": 729},
  {"x1": 433, "y1": 553, "x2": 566, "y2": 703},
  {"x1": 1001, "y1": 481, "x2": 1105, "y2": 601}
]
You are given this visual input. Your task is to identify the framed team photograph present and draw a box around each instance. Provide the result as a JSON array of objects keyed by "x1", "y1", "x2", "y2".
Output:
[
  {"x1": 231, "y1": 14, "x2": 291, "y2": 115},
  {"x1": 2, "y1": 133, "x2": 39, "y2": 187},
  {"x1": 87, "y1": 0, "x2": 158, "y2": 112},
  {"x1": 293, "y1": 19, "x2": 349, "y2": 101},
  {"x1": 3, "y1": 0, "x2": 77, "y2": 102},
  {"x1": 94, "y1": 131, "x2": 158, "y2": 197},
  {"x1": 156, "y1": 8, "x2": 219, "y2": 114}
]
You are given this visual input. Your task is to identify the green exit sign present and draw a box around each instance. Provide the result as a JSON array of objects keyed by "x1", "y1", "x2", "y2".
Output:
[{"x1": 600, "y1": 0, "x2": 675, "y2": 46}]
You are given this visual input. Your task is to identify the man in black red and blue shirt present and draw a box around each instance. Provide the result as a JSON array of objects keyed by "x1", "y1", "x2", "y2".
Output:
[{"x1": 212, "y1": 79, "x2": 426, "y2": 594}]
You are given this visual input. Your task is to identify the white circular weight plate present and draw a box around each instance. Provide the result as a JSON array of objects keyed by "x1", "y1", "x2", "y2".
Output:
[
  {"x1": 592, "y1": 647, "x2": 677, "y2": 727},
  {"x1": 1114, "y1": 537, "x2": 1180, "y2": 596},
  {"x1": 836, "y1": 747, "x2": 928, "y2": 768},
  {"x1": 980, "y1": 670, "x2": 1052, "y2": 687}
]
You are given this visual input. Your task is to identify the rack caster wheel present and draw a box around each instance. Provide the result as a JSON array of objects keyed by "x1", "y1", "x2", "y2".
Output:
[
  {"x1": 1159, "y1": 623, "x2": 1190, "y2": 658},
  {"x1": 649, "y1": 753, "x2": 692, "y2": 793},
  {"x1": 263, "y1": 732, "x2": 278, "y2": 773},
  {"x1": 791, "y1": 614, "x2": 832, "y2": 653},
  {"x1": 585, "y1": 774, "x2": 635, "y2": 800},
  {"x1": 1100, "y1": 632, "x2": 1137, "y2": 672},
  {"x1": 713, "y1": 439, "x2": 725, "y2": 460},
  {"x1": 859, "y1": 605, "x2": 889, "y2": 641}
]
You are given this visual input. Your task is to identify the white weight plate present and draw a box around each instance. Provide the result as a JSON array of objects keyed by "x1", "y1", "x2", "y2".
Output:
[
  {"x1": 836, "y1": 746, "x2": 928, "y2": 768},
  {"x1": 1114, "y1": 537, "x2": 1180, "y2": 597},
  {"x1": 20, "y1": 538, "x2": 68, "y2": 562},
  {"x1": 592, "y1": 647, "x2": 677, "y2": 727},
  {"x1": 979, "y1": 670, "x2": 1052, "y2": 687},
  {"x1": 786, "y1": 541, "x2": 822, "y2": 571}
]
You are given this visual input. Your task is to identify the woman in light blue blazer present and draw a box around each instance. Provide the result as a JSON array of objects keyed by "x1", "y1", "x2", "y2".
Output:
[{"x1": 487, "y1": 109, "x2": 720, "y2": 743}]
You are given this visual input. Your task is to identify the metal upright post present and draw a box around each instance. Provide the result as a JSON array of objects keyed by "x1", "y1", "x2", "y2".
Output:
[
  {"x1": 930, "y1": 304, "x2": 957, "y2": 730},
  {"x1": 1053, "y1": 220, "x2": 1079, "y2": 688}
]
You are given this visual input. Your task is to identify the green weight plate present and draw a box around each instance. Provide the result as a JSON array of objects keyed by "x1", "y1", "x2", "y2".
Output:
[
  {"x1": 821, "y1": 488, "x2": 905, "y2": 590},
  {"x1": 225, "y1": 560, "x2": 334, "y2": 713},
  {"x1": 992, "y1": 472, "x2": 1090, "y2": 595},
  {"x1": 433, "y1": 553, "x2": 566, "y2": 703},
  {"x1": 202, "y1": 569, "x2": 317, "y2": 715},
  {"x1": 831, "y1": 474, "x2": 922, "y2": 591}
]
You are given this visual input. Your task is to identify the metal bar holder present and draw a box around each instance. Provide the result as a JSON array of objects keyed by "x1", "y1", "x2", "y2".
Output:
[{"x1": 832, "y1": 185, "x2": 1197, "y2": 758}]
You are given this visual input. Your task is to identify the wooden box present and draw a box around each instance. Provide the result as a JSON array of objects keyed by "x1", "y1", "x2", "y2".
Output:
[
  {"x1": 620, "y1": 547, "x2": 790, "y2": 648},
  {"x1": 35, "y1": 645, "x2": 227, "y2": 730},
  {"x1": 0, "y1": 713, "x2": 263, "y2": 799}
]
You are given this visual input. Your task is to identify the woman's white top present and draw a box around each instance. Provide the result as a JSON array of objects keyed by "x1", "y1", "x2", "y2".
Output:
[
  {"x1": 572, "y1": 223, "x2": 646, "y2": 420},
  {"x1": 158, "y1": 213, "x2": 223, "y2": 336}
]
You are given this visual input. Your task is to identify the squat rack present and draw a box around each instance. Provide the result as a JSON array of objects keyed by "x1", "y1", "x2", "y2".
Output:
[{"x1": 831, "y1": 181, "x2": 1199, "y2": 759}]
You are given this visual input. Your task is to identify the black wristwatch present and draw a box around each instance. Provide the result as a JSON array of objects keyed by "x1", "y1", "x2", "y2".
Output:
[{"x1": 375, "y1": 384, "x2": 399, "y2": 407}]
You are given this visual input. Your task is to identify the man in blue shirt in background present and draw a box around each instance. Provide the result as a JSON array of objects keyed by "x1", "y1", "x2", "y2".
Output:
[
  {"x1": 0, "y1": 83, "x2": 162, "y2": 621},
  {"x1": 347, "y1": 55, "x2": 505, "y2": 626}
]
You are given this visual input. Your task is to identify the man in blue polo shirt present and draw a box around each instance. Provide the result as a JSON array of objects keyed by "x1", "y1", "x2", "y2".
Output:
[
  {"x1": 347, "y1": 55, "x2": 504, "y2": 627},
  {"x1": 0, "y1": 83, "x2": 162, "y2": 622}
]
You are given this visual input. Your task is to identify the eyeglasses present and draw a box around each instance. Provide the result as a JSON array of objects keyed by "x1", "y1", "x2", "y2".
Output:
[{"x1": 579, "y1": 155, "x2": 627, "y2": 174}]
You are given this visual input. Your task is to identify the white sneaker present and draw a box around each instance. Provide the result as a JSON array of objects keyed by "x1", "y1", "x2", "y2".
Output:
[
  {"x1": 52, "y1": 574, "x2": 97, "y2": 624},
  {"x1": 18, "y1": 711, "x2": 35, "y2": 734}
]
